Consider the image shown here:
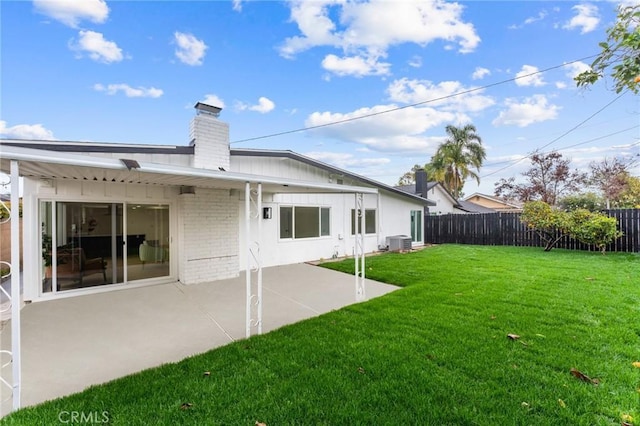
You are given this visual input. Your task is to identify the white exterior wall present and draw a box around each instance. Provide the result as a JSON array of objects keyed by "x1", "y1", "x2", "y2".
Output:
[
  {"x1": 177, "y1": 188, "x2": 239, "y2": 284},
  {"x1": 231, "y1": 156, "x2": 358, "y2": 186},
  {"x1": 238, "y1": 190, "x2": 424, "y2": 269}
]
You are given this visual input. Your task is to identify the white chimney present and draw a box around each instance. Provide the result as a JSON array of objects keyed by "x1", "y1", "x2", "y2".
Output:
[{"x1": 190, "y1": 102, "x2": 230, "y2": 171}]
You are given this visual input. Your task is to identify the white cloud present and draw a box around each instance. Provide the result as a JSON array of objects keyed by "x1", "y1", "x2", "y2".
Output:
[
  {"x1": 304, "y1": 104, "x2": 456, "y2": 153},
  {"x1": 514, "y1": 64, "x2": 546, "y2": 87},
  {"x1": 94, "y1": 83, "x2": 163, "y2": 98},
  {"x1": 69, "y1": 30, "x2": 123, "y2": 63},
  {"x1": 563, "y1": 4, "x2": 600, "y2": 34},
  {"x1": 202, "y1": 94, "x2": 225, "y2": 109},
  {"x1": 563, "y1": 61, "x2": 590, "y2": 79},
  {"x1": 174, "y1": 32, "x2": 208, "y2": 66},
  {"x1": 508, "y1": 10, "x2": 548, "y2": 29},
  {"x1": 33, "y1": 0, "x2": 109, "y2": 28},
  {"x1": 386, "y1": 78, "x2": 495, "y2": 113},
  {"x1": 280, "y1": 0, "x2": 480, "y2": 77},
  {"x1": 321, "y1": 53, "x2": 391, "y2": 77},
  {"x1": 471, "y1": 67, "x2": 490, "y2": 80},
  {"x1": 492, "y1": 95, "x2": 561, "y2": 127},
  {"x1": 616, "y1": 0, "x2": 640, "y2": 7},
  {"x1": 555, "y1": 81, "x2": 568, "y2": 89},
  {"x1": 408, "y1": 55, "x2": 422, "y2": 68},
  {"x1": 304, "y1": 151, "x2": 391, "y2": 169},
  {"x1": 232, "y1": 0, "x2": 243, "y2": 12},
  {"x1": 0, "y1": 120, "x2": 55, "y2": 140},
  {"x1": 236, "y1": 97, "x2": 276, "y2": 113}
]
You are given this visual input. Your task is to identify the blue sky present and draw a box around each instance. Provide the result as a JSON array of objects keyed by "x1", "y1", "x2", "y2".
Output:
[{"x1": 1, "y1": 0, "x2": 639, "y2": 196}]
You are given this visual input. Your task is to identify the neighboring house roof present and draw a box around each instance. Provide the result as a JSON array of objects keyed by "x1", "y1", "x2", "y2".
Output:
[
  {"x1": 463, "y1": 193, "x2": 522, "y2": 211},
  {"x1": 394, "y1": 181, "x2": 439, "y2": 195},
  {"x1": 231, "y1": 148, "x2": 435, "y2": 206},
  {"x1": 455, "y1": 199, "x2": 497, "y2": 213},
  {"x1": 394, "y1": 181, "x2": 458, "y2": 207}
]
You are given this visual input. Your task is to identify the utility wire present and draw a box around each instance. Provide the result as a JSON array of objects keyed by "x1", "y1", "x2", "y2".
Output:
[
  {"x1": 480, "y1": 89, "x2": 630, "y2": 178},
  {"x1": 230, "y1": 54, "x2": 599, "y2": 145},
  {"x1": 482, "y1": 125, "x2": 640, "y2": 168}
]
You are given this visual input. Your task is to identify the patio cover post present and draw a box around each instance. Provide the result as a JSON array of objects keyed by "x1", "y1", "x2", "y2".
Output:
[
  {"x1": 355, "y1": 192, "x2": 365, "y2": 301},
  {"x1": 256, "y1": 183, "x2": 263, "y2": 335},
  {"x1": 245, "y1": 183, "x2": 251, "y2": 338},
  {"x1": 245, "y1": 182, "x2": 263, "y2": 338},
  {"x1": 10, "y1": 160, "x2": 21, "y2": 410}
]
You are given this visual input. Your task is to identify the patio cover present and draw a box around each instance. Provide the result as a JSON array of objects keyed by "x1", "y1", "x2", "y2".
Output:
[{"x1": 0, "y1": 144, "x2": 381, "y2": 195}]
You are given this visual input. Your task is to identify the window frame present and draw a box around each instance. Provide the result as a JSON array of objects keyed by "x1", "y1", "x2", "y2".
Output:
[
  {"x1": 279, "y1": 205, "x2": 331, "y2": 240},
  {"x1": 351, "y1": 208, "x2": 376, "y2": 235}
]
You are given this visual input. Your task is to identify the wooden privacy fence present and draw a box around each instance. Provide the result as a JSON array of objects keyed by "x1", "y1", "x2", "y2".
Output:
[{"x1": 425, "y1": 209, "x2": 640, "y2": 253}]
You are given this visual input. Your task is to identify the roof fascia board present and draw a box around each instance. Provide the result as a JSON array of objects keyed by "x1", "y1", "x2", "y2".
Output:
[{"x1": 1, "y1": 139, "x2": 194, "y2": 155}]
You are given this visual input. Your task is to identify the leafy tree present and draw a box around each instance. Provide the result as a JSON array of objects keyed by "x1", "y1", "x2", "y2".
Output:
[
  {"x1": 494, "y1": 151, "x2": 587, "y2": 206},
  {"x1": 425, "y1": 124, "x2": 486, "y2": 199},
  {"x1": 521, "y1": 201, "x2": 622, "y2": 253},
  {"x1": 558, "y1": 192, "x2": 606, "y2": 212},
  {"x1": 397, "y1": 164, "x2": 424, "y2": 186},
  {"x1": 521, "y1": 201, "x2": 571, "y2": 251},
  {"x1": 617, "y1": 175, "x2": 640, "y2": 208},
  {"x1": 575, "y1": 5, "x2": 640, "y2": 94},
  {"x1": 589, "y1": 156, "x2": 636, "y2": 208},
  {"x1": 567, "y1": 209, "x2": 622, "y2": 254}
]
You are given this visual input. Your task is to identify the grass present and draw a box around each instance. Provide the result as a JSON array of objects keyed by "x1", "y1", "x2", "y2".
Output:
[{"x1": 3, "y1": 245, "x2": 640, "y2": 425}]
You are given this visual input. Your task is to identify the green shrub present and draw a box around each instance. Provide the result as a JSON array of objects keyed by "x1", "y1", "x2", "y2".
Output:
[{"x1": 521, "y1": 201, "x2": 622, "y2": 252}]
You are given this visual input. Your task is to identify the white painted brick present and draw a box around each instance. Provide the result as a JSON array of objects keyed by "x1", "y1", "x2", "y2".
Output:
[
  {"x1": 190, "y1": 113, "x2": 230, "y2": 171},
  {"x1": 178, "y1": 188, "x2": 239, "y2": 284}
]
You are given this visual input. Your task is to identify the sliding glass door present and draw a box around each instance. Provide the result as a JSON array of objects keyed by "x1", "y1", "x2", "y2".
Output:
[
  {"x1": 126, "y1": 204, "x2": 170, "y2": 281},
  {"x1": 41, "y1": 201, "x2": 170, "y2": 294}
]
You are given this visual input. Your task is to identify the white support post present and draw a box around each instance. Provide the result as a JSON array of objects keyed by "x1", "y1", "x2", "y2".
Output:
[
  {"x1": 256, "y1": 183, "x2": 263, "y2": 335},
  {"x1": 10, "y1": 160, "x2": 21, "y2": 410},
  {"x1": 245, "y1": 182, "x2": 251, "y2": 338},
  {"x1": 245, "y1": 182, "x2": 263, "y2": 338},
  {"x1": 355, "y1": 193, "x2": 366, "y2": 301}
]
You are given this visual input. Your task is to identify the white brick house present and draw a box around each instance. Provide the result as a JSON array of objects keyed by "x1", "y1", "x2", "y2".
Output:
[{"x1": 0, "y1": 103, "x2": 433, "y2": 303}]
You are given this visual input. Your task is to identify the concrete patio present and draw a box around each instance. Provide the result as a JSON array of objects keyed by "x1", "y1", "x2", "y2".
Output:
[{"x1": 0, "y1": 263, "x2": 398, "y2": 412}]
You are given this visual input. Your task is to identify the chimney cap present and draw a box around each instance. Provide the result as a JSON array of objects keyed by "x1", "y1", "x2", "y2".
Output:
[{"x1": 194, "y1": 102, "x2": 222, "y2": 117}]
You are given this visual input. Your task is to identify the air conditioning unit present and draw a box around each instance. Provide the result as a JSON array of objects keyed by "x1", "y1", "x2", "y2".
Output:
[{"x1": 385, "y1": 235, "x2": 412, "y2": 252}]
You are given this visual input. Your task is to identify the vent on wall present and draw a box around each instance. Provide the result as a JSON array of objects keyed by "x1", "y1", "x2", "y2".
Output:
[{"x1": 179, "y1": 186, "x2": 196, "y2": 196}]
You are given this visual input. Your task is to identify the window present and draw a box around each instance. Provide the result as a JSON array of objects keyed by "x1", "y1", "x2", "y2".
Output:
[
  {"x1": 279, "y1": 206, "x2": 330, "y2": 239},
  {"x1": 351, "y1": 209, "x2": 376, "y2": 235},
  {"x1": 410, "y1": 210, "x2": 422, "y2": 243}
]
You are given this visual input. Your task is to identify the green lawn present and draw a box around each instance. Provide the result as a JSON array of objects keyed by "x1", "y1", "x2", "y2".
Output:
[{"x1": 3, "y1": 245, "x2": 640, "y2": 425}]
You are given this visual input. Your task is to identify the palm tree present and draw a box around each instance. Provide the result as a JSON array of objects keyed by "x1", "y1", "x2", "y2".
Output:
[{"x1": 426, "y1": 124, "x2": 486, "y2": 199}]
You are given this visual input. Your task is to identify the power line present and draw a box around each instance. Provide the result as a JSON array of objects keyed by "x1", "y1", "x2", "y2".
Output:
[
  {"x1": 480, "y1": 90, "x2": 630, "y2": 178},
  {"x1": 482, "y1": 125, "x2": 640, "y2": 168},
  {"x1": 230, "y1": 54, "x2": 599, "y2": 145}
]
